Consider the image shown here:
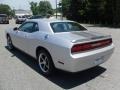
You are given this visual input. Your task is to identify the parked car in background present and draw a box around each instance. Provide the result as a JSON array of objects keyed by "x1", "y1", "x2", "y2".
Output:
[
  {"x1": 24, "y1": 15, "x2": 32, "y2": 19},
  {"x1": 5, "y1": 19, "x2": 114, "y2": 76},
  {"x1": 15, "y1": 15, "x2": 26, "y2": 24},
  {"x1": 0, "y1": 14, "x2": 9, "y2": 24}
]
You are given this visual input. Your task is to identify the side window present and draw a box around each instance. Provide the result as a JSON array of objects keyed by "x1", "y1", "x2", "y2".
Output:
[
  {"x1": 33, "y1": 23, "x2": 39, "y2": 32},
  {"x1": 51, "y1": 23, "x2": 67, "y2": 32},
  {"x1": 19, "y1": 22, "x2": 34, "y2": 33}
]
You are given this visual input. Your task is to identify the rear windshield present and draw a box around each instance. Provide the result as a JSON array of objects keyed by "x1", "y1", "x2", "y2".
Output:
[{"x1": 50, "y1": 22, "x2": 87, "y2": 33}]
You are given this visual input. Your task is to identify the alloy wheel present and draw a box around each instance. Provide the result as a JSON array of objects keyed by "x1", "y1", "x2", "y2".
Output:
[{"x1": 38, "y1": 53, "x2": 50, "y2": 73}]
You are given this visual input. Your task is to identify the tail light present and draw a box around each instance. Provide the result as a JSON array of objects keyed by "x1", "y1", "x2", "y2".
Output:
[{"x1": 71, "y1": 38, "x2": 112, "y2": 53}]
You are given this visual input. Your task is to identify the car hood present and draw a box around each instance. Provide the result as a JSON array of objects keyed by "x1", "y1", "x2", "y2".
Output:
[{"x1": 54, "y1": 31, "x2": 110, "y2": 43}]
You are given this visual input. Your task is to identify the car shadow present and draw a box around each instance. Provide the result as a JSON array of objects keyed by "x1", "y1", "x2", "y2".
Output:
[{"x1": 5, "y1": 46, "x2": 106, "y2": 89}]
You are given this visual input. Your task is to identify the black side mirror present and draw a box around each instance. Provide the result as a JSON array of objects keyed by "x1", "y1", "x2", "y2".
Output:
[{"x1": 13, "y1": 27, "x2": 18, "y2": 31}]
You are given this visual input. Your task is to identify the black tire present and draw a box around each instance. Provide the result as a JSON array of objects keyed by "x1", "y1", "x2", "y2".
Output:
[
  {"x1": 7, "y1": 21, "x2": 9, "y2": 24},
  {"x1": 7, "y1": 35, "x2": 14, "y2": 50},
  {"x1": 37, "y1": 49, "x2": 55, "y2": 76},
  {"x1": 16, "y1": 21, "x2": 18, "y2": 24}
]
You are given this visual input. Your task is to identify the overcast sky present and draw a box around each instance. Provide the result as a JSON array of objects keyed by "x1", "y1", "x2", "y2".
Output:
[{"x1": 0, "y1": 0, "x2": 60, "y2": 10}]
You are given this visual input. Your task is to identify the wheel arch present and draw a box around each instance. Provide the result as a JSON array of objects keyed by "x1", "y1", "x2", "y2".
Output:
[
  {"x1": 36, "y1": 46, "x2": 55, "y2": 67},
  {"x1": 36, "y1": 46, "x2": 52, "y2": 59}
]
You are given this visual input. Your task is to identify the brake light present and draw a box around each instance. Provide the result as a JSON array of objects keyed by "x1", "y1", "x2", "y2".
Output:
[{"x1": 71, "y1": 38, "x2": 112, "y2": 53}]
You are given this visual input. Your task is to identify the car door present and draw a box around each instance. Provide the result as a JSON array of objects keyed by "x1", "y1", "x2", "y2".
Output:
[
  {"x1": 13, "y1": 22, "x2": 35, "y2": 52},
  {"x1": 22, "y1": 22, "x2": 40, "y2": 55}
]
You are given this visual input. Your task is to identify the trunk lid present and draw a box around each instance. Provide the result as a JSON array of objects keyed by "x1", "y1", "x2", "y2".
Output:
[{"x1": 55, "y1": 31, "x2": 111, "y2": 43}]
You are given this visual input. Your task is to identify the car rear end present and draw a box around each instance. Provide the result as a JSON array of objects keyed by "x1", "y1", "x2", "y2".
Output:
[
  {"x1": 66, "y1": 37, "x2": 114, "y2": 72},
  {"x1": 49, "y1": 21, "x2": 114, "y2": 73}
]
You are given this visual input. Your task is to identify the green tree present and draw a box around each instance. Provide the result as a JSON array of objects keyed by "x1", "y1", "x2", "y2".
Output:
[
  {"x1": 61, "y1": 0, "x2": 71, "y2": 17},
  {"x1": 85, "y1": 0, "x2": 106, "y2": 23},
  {"x1": 62, "y1": 0, "x2": 107, "y2": 23},
  {"x1": 0, "y1": 4, "x2": 12, "y2": 15},
  {"x1": 30, "y1": 1, "x2": 53, "y2": 16},
  {"x1": 38, "y1": 1, "x2": 53, "y2": 15},
  {"x1": 61, "y1": 0, "x2": 119, "y2": 25},
  {"x1": 10, "y1": 9, "x2": 15, "y2": 16},
  {"x1": 104, "y1": 0, "x2": 115, "y2": 24},
  {"x1": 61, "y1": 0, "x2": 87, "y2": 21},
  {"x1": 30, "y1": 2, "x2": 38, "y2": 15},
  {"x1": 68, "y1": 0, "x2": 87, "y2": 21},
  {"x1": 113, "y1": 0, "x2": 120, "y2": 25}
]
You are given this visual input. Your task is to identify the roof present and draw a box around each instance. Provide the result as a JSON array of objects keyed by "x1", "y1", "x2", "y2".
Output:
[
  {"x1": 27, "y1": 19, "x2": 74, "y2": 23},
  {"x1": 26, "y1": 19, "x2": 75, "y2": 34}
]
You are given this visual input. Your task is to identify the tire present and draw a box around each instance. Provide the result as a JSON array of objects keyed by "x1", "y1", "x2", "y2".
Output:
[
  {"x1": 16, "y1": 21, "x2": 18, "y2": 24},
  {"x1": 37, "y1": 49, "x2": 55, "y2": 76},
  {"x1": 5, "y1": 22, "x2": 9, "y2": 24},
  {"x1": 7, "y1": 35, "x2": 14, "y2": 50},
  {"x1": 7, "y1": 21, "x2": 9, "y2": 24}
]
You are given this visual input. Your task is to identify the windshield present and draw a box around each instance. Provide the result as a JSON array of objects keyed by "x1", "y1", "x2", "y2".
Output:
[
  {"x1": 50, "y1": 22, "x2": 87, "y2": 33},
  {"x1": 0, "y1": 15, "x2": 7, "y2": 17}
]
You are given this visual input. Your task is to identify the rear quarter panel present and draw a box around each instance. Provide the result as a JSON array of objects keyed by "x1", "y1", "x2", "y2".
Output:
[{"x1": 28, "y1": 32, "x2": 73, "y2": 68}]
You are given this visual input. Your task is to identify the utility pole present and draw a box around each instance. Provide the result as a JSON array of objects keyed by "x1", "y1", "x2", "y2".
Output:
[
  {"x1": 56, "y1": 0, "x2": 57, "y2": 19},
  {"x1": 60, "y1": 0, "x2": 63, "y2": 20},
  {"x1": 58, "y1": 0, "x2": 63, "y2": 20}
]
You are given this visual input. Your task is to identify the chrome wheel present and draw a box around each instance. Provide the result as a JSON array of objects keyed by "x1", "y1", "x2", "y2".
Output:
[
  {"x1": 38, "y1": 53, "x2": 50, "y2": 73},
  {"x1": 7, "y1": 36, "x2": 13, "y2": 50}
]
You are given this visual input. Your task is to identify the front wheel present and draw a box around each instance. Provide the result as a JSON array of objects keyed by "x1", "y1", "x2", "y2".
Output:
[
  {"x1": 37, "y1": 50, "x2": 55, "y2": 76},
  {"x1": 7, "y1": 36, "x2": 14, "y2": 50},
  {"x1": 6, "y1": 21, "x2": 9, "y2": 24}
]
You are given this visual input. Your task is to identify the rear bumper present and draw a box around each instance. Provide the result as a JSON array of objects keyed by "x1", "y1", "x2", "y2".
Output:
[
  {"x1": 16, "y1": 20, "x2": 25, "y2": 24},
  {"x1": 63, "y1": 44, "x2": 114, "y2": 72}
]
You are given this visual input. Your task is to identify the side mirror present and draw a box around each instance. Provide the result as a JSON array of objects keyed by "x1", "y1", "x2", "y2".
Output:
[{"x1": 13, "y1": 27, "x2": 18, "y2": 31}]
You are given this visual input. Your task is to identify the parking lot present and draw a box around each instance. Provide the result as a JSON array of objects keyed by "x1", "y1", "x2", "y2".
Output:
[{"x1": 0, "y1": 19, "x2": 120, "y2": 90}]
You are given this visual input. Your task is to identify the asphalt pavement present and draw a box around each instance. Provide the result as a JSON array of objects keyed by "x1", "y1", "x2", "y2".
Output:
[{"x1": 0, "y1": 19, "x2": 120, "y2": 90}]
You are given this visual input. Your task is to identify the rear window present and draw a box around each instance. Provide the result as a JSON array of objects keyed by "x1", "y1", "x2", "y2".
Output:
[{"x1": 50, "y1": 22, "x2": 87, "y2": 33}]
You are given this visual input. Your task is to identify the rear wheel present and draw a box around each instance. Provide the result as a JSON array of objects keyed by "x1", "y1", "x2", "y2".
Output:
[
  {"x1": 7, "y1": 35, "x2": 14, "y2": 50},
  {"x1": 16, "y1": 21, "x2": 19, "y2": 24},
  {"x1": 37, "y1": 50, "x2": 55, "y2": 76}
]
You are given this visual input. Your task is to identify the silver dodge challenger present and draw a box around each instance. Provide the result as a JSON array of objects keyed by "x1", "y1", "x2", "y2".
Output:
[{"x1": 5, "y1": 19, "x2": 114, "y2": 76}]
